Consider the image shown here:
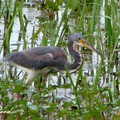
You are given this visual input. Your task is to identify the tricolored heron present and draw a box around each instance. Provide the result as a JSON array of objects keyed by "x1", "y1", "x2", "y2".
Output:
[{"x1": 3, "y1": 33, "x2": 103, "y2": 85}]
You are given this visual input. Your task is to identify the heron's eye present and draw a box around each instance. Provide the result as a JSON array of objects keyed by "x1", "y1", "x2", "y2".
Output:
[
  {"x1": 79, "y1": 39, "x2": 85, "y2": 43},
  {"x1": 78, "y1": 38, "x2": 82, "y2": 42}
]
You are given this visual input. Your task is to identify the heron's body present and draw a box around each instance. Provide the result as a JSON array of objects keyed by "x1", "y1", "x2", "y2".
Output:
[
  {"x1": 3, "y1": 33, "x2": 102, "y2": 85},
  {"x1": 3, "y1": 46, "x2": 68, "y2": 84},
  {"x1": 5, "y1": 46, "x2": 67, "y2": 70}
]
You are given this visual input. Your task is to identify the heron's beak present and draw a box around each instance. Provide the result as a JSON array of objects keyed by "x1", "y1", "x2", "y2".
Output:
[{"x1": 78, "y1": 39, "x2": 104, "y2": 57}]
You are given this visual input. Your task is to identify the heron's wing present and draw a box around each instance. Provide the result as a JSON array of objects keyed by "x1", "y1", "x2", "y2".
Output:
[
  {"x1": 3, "y1": 52, "x2": 55, "y2": 70},
  {"x1": 3, "y1": 46, "x2": 67, "y2": 70}
]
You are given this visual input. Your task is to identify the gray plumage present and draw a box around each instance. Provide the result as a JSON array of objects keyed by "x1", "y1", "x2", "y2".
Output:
[{"x1": 3, "y1": 33, "x2": 102, "y2": 85}]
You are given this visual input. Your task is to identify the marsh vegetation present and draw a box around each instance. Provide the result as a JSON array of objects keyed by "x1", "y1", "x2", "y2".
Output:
[{"x1": 0, "y1": 0, "x2": 120, "y2": 119}]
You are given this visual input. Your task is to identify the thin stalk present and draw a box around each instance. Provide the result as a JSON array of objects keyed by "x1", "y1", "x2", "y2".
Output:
[
  {"x1": 65, "y1": 67, "x2": 82, "y2": 115},
  {"x1": 18, "y1": 0, "x2": 27, "y2": 49}
]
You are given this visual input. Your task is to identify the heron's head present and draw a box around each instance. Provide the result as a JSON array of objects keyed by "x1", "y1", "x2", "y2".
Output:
[{"x1": 68, "y1": 33, "x2": 103, "y2": 57}]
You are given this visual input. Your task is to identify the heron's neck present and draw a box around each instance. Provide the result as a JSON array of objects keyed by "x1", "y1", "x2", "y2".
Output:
[{"x1": 67, "y1": 40, "x2": 82, "y2": 71}]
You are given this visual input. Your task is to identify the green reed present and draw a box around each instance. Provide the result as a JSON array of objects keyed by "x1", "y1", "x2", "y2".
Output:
[
  {"x1": 2, "y1": 0, "x2": 28, "y2": 55},
  {"x1": 2, "y1": 0, "x2": 15, "y2": 54},
  {"x1": 105, "y1": 0, "x2": 118, "y2": 49},
  {"x1": 105, "y1": 0, "x2": 119, "y2": 74},
  {"x1": 65, "y1": 67, "x2": 82, "y2": 115},
  {"x1": 17, "y1": 0, "x2": 27, "y2": 49}
]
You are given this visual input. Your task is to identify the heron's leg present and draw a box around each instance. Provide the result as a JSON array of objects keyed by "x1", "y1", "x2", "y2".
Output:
[
  {"x1": 41, "y1": 75, "x2": 48, "y2": 86},
  {"x1": 24, "y1": 71, "x2": 39, "y2": 85},
  {"x1": 36, "y1": 75, "x2": 48, "y2": 94}
]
